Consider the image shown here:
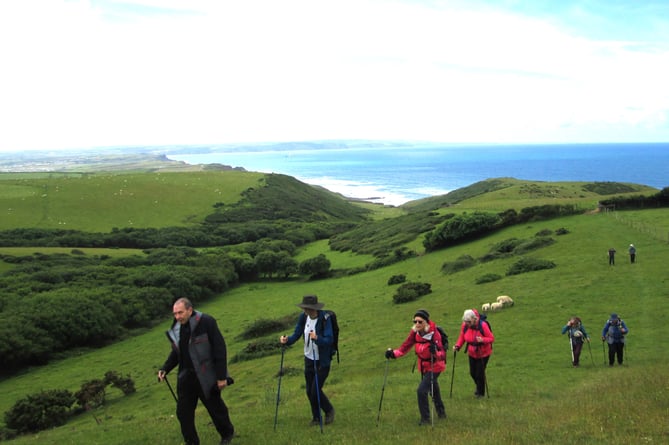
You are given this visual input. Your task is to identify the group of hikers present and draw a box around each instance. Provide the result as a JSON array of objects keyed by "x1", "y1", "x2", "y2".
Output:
[
  {"x1": 561, "y1": 313, "x2": 629, "y2": 367},
  {"x1": 607, "y1": 243, "x2": 637, "y2": 265},
  {"x1": 156, "y1": 295, "x2": 629, "y2": 444}
]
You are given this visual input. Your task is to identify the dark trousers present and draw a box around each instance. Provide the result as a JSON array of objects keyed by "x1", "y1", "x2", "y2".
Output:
[
  {"x1": 469, "y1": 355, "x2": 490, "y2": 396},
  {"x1": 417, "y1": 371, "x2": 445, "y2": 421},
  {"x1": 571, "y1": 342, "x2": 583, "y2": 365},
  {"x1": 304, "y1": 357, "x2": 333, "y2": 421},
  {"x1": 608, "y1": 342, "x2": 625, "y2": 365},
  {"x1": 177, "y1": 371, "x2": 234, "y2": 445}
]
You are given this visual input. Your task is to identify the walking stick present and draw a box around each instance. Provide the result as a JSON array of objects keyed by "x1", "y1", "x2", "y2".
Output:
[
  {"x1": 273, "y1": 346, "x2": 286, "y2": 431},
  {"x1": 483, "y1": 359, "x2": 490, "y2": 399},
  {"x1": 312, "y1": 344, "x2": 323, "y2": 433},
  {"x1": 587, "y1": 339, "x2": 595, "y2": 366},
  {"x1": 624, "y1": 338, "x2": 629, "y2": 363},
  {"x1": 376, "y1": 359, "x2": 390, "y2": 427},
  {"x1": 430, "y1": 353, "x2": 435, "y2": 428},
  {"x1": 164, "y1": 375, "x2": 178, "y2": 403},
  {"x1": 449, "y1": 350, "x2": 457, "y2": 398},
  {"x1": 568, "y1": 331, "x2": 574, "y2": 365},
  {"x1": 602, "y1": 339, "x2": 607, "y2": 366}
]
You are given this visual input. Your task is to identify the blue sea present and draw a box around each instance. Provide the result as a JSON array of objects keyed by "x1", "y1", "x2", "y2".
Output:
[{"x1": 167, "y1": 142, "x2": 669, "y2": 206}]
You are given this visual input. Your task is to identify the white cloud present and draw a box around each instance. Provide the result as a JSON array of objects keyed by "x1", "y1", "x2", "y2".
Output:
[{"x1": 0, "y1": 0, "x2": 668, "y2": 151}]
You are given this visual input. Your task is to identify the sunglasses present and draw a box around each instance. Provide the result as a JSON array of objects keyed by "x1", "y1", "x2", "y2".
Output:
[{"x1": 413, "y1": 319, "x2": 425, "y2": 324}]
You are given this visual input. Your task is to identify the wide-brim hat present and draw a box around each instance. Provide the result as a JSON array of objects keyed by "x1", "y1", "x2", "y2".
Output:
[{"x1": 297, "y1": 294, "x2": 325, "y2": 310}]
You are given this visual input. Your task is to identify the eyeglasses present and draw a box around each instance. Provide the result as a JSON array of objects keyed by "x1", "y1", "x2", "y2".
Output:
[{"x1": 413, "y1": 319, "x2": 425, "y2": 324}]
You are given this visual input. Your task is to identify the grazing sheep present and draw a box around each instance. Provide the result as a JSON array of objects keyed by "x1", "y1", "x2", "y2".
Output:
[
  {"x1": 496, "y1": 295, "x2": 514, "y2": 307},
  {"x1": 490, "y1": 302, "x2": 503, "y2": 311},
  {"x1": 482, "y1": 303, "x2": 491, "y2": 312}
]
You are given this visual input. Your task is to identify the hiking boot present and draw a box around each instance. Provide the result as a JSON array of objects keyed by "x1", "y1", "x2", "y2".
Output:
[
  {"x1": 310, "y1": 419, "x2": 321, "y2": 426},
  {"x1": 325, "y1": 408, "x2": 335, "y2": 424},
  {"x1": 219, "y1": 430, "x2": 234, "y2": 445},
  {"x1": 418, "y1": 418, "x2": 431, "y2": 426}
]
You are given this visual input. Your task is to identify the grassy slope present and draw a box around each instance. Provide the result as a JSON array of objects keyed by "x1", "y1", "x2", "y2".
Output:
[
  {"x1": 0, "y1": 179, "x2": 668, "y2": 444},
  {"x1": 0, "y1": 171, "x2": 265, "y2": 231}
]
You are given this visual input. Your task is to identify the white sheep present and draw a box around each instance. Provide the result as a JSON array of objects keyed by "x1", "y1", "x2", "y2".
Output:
[
  {"x1": 490, "y1": 302, "x2": 503, "y2": 311},
  {"x1": 481, "y1": 303, "x2": 491, "y2": 312},
  {"x1": 496, "y1": 295, "x2": 514, "y2": 307}
]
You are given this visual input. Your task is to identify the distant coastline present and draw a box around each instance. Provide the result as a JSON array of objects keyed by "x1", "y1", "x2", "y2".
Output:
[
  {"x1": 1, "y1": 141, "x2": 667, "y2": 206},
  {"x1": 166, "y1": 141, "x2": 669, "y2": 206}
]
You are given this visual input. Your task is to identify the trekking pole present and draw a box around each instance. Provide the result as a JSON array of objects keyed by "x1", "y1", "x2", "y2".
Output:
[
  {"x1": 163, "y1": 375, "x2": 178, "y2": 403},
  {"x1": 430, "y1": 353, "x2": 435, "y2": 428},
  {"x1": 587, "y1": 339, "x2": 595, "y2": 366},
  {"x1": 311, "y1": 340, "x2": 323, "y2": 433},
  {"x1": 483, "y1": 360, "x2": 490, "y2": 399},
  {"x1": 449, "y1": 350, "x2": 456, "y2": 398},
  {"x1": 602, "y1": 340, "x2": 607, "y2": 366},
  {"x1": 273, "y1": 346, "x2": 286, "y2": 431},
  {"x1": 624, "y1": 339, "x2": 629, "y2": 363},
  {"x1": 376, "y1": 359, "x2": 390, "y2": 427},
  {"x1": 568, "y1": 332, "x2": 574, "y2": 366}
]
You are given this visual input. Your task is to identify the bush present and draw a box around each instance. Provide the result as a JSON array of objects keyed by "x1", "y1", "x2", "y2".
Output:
[
  {"x1": 441, "y1": 255, "x2": 476, "y2": 274},
  {"x1": 237, "y1": 316, "x2": 295, "y2": 340},
  {"x1": 75, "y1": 379, "x2": 107, "y2": 409},
  {"x1": 513, "y1": 237, "x2": 555, "y2": 254},
  {"x1": 506, "y1": 257, "x2": 556, "y2": 276},
  {"x1": 231, "y1": 339, "x2": 283, "y2": 362},
  {"x1": 4, "y1": 389, "x2": 75, "y2": 433},
  {"x1": 104, "y1": 370, "x2": 136, "y2": 396},
  {"x1": 299, "y1": 254, "x2": 331, "y2": 278},
  {"x1": 555, "y1": 227, "x2": 570, "y2": 235},
  {"x1": 392, "y1": 282, "x2": 432, "y2": 304},
  {"x1": 75, "y1": 371, "x2": 136, "y2": 409},
  {"x1": 424, "y1": 212, "x2": 500, "y2": 251},
  {"x1": 475, "y1": 273, "x2": 502, "y2": 284},
  {"x1": 387, "y1": 274, "x2": 407, "y2": 285}
]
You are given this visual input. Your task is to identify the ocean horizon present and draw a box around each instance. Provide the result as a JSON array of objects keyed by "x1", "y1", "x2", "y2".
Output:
[{"x1": 167, "y1": 142, "x2": 669, "y2": 206}]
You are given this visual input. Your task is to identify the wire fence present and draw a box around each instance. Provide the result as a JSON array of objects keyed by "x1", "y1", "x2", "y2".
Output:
[{"x1": 604, "y1": 208, "x2": 669, "y2": 243}]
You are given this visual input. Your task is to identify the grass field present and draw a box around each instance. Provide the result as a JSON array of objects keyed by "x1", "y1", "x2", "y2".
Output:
[
  {"x1": 0, "y1": 171, "x2": 264, "y2": 232},
  {"x1": 1, "y1": 203, "x2": 668, "y2": 444}
]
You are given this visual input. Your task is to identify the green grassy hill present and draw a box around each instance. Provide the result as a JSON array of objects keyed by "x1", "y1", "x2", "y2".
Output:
[{"x1": 0, "y1": 176, "x2": 668, "y2": 444}]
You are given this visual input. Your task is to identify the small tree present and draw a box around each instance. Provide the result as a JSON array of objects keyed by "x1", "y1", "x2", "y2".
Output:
[
  {"x1": 299, "y1": 254, "x2": 331, "y2": 278},
  {"x1": 392, "y1": 281, "x2": 432, "y2": 304}
]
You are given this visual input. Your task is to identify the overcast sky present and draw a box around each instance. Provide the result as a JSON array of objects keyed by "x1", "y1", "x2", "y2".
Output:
[{"x1": 1, "y1": 0, "x2": 668, "y2": 152}]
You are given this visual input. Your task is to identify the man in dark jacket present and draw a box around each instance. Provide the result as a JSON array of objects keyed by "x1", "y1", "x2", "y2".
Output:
[{"x1": 158, "y1": 298, "x2": 235, "y2": 445}]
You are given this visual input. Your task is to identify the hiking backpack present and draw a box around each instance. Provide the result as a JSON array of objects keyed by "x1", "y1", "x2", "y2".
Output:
[
  {"x1": 319, "y1": 310, "x2": 340, "y2": 363},
  {"x1": 436, "y1": 325, "x2": 449, "y2": 352}
]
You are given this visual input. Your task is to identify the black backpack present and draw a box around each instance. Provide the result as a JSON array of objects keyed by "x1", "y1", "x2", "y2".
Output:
[
  {"x1": 319, "y1": 310, "x2": 339, "y2": 363},
  {"x1": 436, "y1": 325, "x2": 449, "y2": 352}
]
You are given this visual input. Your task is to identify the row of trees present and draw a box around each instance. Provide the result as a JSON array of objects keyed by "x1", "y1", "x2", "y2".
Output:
[
  {"x1": 0, "y1": 244, "x2": 332, "y2": 374},
  {"x1": 423, "y1": 204, "x2": 582, "y2": 251}
]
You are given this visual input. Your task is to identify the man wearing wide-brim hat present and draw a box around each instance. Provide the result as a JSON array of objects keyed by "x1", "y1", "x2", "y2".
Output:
[{"x1": 280, "y1": 295, "x2": 336, "y2": 426}]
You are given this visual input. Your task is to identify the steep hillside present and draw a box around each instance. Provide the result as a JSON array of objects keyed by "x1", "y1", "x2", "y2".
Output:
[
  {"x1": 0, "y1": 171, "x2": 370, "y2": 232},
  {"x1": 403, "y1": 178, "x2": 658, "y2": 213}
]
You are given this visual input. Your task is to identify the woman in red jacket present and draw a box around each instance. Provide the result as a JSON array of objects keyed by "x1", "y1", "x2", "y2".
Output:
[
  {"x1": 385, "y1": 309, "x2": 446, "y2": 425},
  {"x1": 453, "y1": 309, "x2": 494, "y2": 398}
]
